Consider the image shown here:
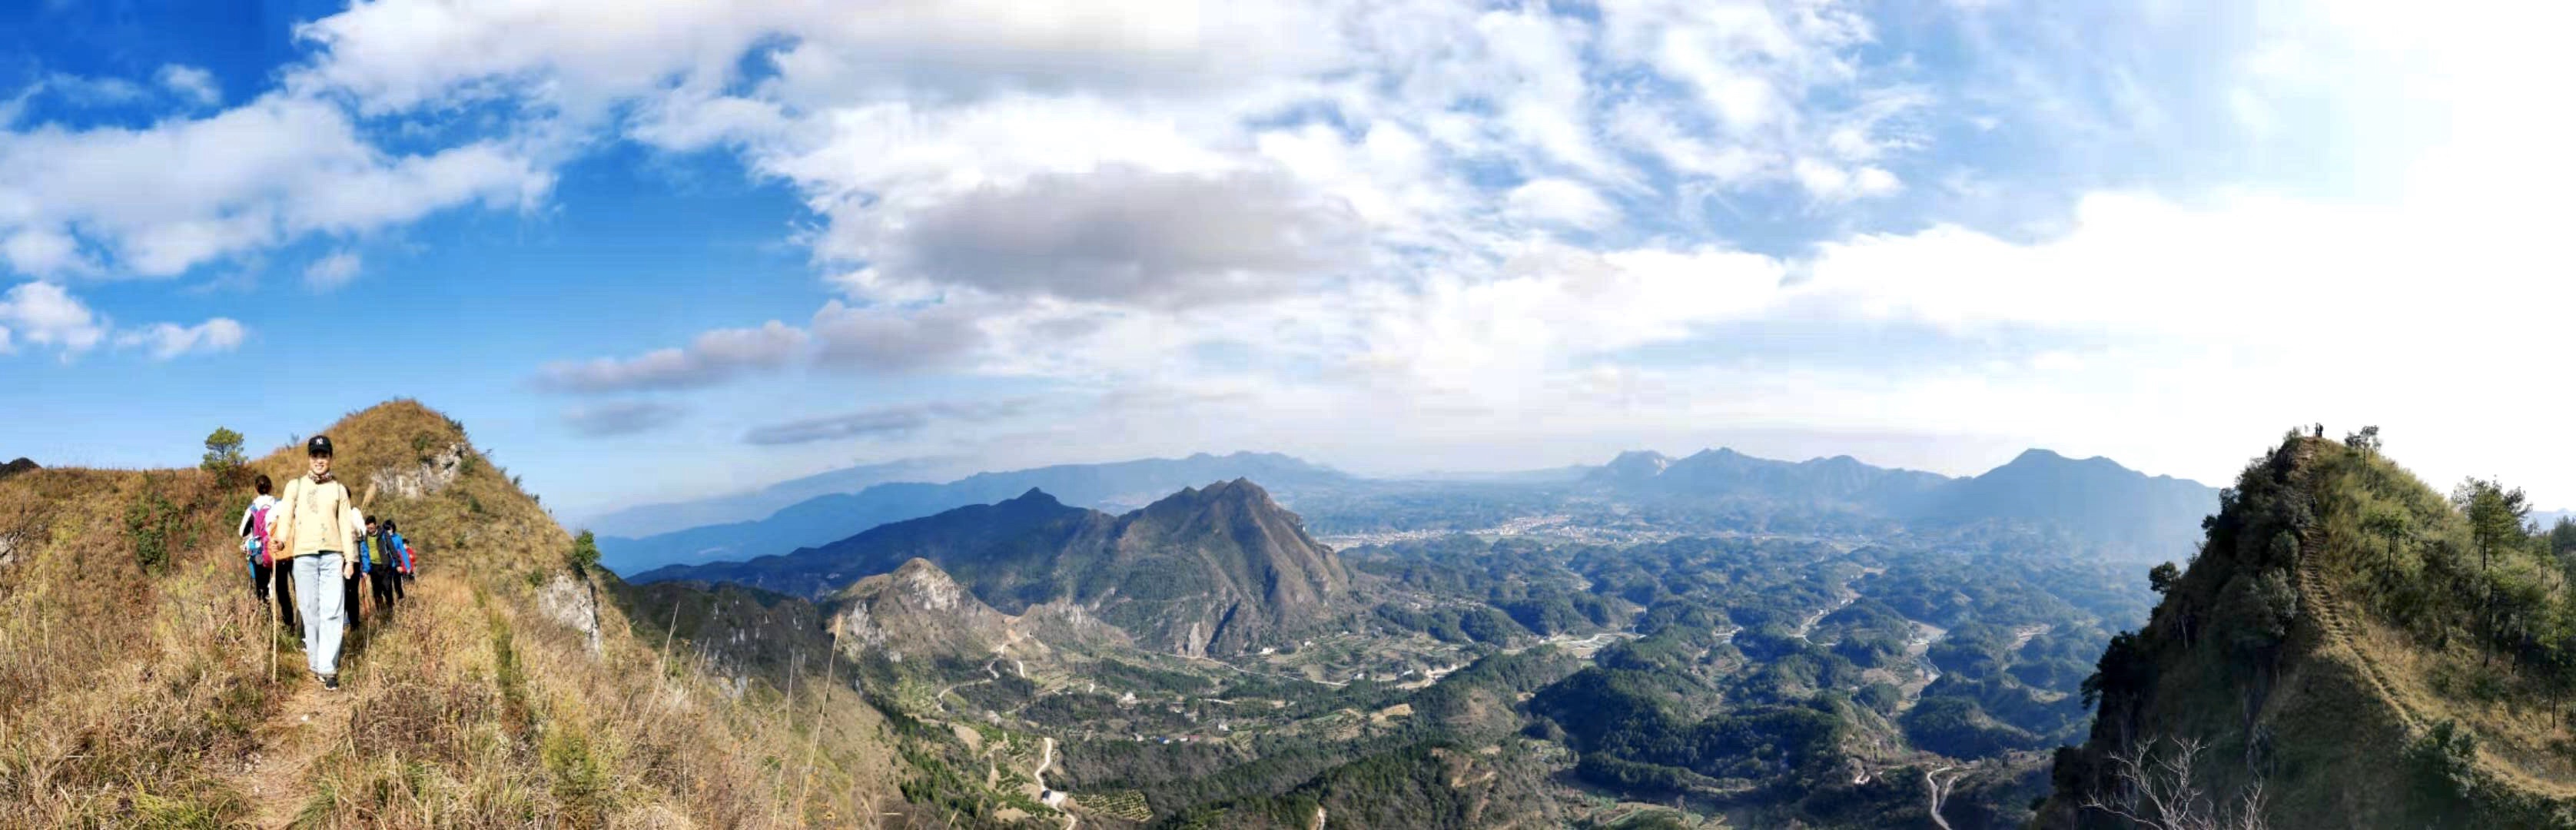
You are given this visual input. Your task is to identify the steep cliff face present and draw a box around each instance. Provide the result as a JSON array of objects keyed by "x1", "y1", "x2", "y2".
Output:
[{"x1": 2037, "y1": 436, "x2": 2576, "y2": 828}]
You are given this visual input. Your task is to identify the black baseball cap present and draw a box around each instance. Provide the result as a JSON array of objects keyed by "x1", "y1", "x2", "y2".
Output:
[{"x1": 307, "y1": 435, "x2": 334, "y2": 456}]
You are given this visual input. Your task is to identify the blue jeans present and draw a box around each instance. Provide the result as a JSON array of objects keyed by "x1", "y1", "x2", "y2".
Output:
[{"x1": 291, "y1": 552, "x2": 346, "y2": 678}]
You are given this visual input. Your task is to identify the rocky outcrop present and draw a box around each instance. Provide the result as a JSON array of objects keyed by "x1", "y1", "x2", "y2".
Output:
[
  {"x1": 829, "y1": 558, "x2": 1032, "y2": 664},
  {"x1": 370, "y1": 444, "x2": 466, "y2": 500},
  {"x1": 535, "y1": 570, "x2": 603, "y2": 657}
]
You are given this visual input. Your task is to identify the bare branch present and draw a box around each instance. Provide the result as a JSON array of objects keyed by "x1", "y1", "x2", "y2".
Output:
[{"x1": 2080, "y1": 735, "x2": 2270, "y2": 830}]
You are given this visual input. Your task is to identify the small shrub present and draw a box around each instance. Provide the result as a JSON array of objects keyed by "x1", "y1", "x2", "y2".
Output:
[
  {"x1": 568, "y1": 531, "x2": 600, "y2": 573},
  {"x1": 124, "y1": 479, "x2": 186, "y2": 573},
  {"x1": 544, "y1": 725, "x2": 612, "y2": 826},
  {"x1": 489, "y1": 614, "x2": 532, "y2": 739},
  {"x1": 2411, "y1": 719, "x2": 2479, "y2": 804}
]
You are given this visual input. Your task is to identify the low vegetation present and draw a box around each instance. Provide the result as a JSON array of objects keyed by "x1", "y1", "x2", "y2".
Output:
[
  {"x1": 2043, "y1": 430, "x2": 2576, "y2": 827},
  {"x1": 0, "y1": 401, "x2": 908, "y2": 828}
]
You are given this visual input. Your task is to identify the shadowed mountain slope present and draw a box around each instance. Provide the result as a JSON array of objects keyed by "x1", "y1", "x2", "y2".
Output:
[
  {"x1": 638, "y1": 479, "x2": 1355, "y2": 656},
  {"x1": 2037, "y1": 435, "x2": 2576, "y2": 828}
]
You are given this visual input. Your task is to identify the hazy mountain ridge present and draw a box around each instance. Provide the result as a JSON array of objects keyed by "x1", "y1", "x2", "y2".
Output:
[
  {"x1": 583, "y1": 457, "x2": 952, "y2": 538},
  {"x1": 638, "y1": 478, "x2": 1355, "y2": 656},
  {"x1": 606, "y1": 444, "x2": 2216, "y2": 579},
  {"x1": 1585, "y1": 445, "x2": 2218, "y2": 559},
  {"x1": 598, "y1": 451, "x2": 1355, "y2": 575}
]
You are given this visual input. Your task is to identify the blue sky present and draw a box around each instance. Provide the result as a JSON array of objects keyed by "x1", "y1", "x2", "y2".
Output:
[{"x1": 4, "y1": 0, "x2": 2571, "y2": 520}]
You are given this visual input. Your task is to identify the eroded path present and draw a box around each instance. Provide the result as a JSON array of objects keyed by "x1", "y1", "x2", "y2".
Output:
[{"x1": 225, "y1": 645, "x2": 361, "y2": 829}]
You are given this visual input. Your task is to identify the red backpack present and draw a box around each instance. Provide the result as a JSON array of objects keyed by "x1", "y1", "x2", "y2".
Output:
[{"x1": 244, "y1": 501, "x2": 275, "y2": 566}]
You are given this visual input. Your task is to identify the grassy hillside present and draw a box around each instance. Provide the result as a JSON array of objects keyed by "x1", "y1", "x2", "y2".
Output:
[
  {"x1": 2039, "y1": 433, "x2": 2576, "y2": 828},
  {"x1": 0, "y1": 400, "x2": 908, "y2": 828}
]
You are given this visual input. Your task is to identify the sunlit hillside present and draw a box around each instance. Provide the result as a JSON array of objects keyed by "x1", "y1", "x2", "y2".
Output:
[{"x1": 0, "y1": 400, "x2": 908, "y2": 828}]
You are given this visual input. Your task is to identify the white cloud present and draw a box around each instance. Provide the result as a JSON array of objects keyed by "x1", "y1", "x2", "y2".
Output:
[
  {"x1": 274, "y1": 0, "x2": 1938, "y2": 318},
  {"x1": 289, "y1": 0, "x2": 1339, "y2": 118},
  {"x1": 533, "y1": 320, "x2": 810, "y2": 393},
  {"x1": 1791, "y1": 158, "x2": 1902, "y2": 201},
  {"x1": 808, "y1": 300, "x2": 987, "y2": 372},
  {"x1": 0, "y1": 281, "x2": 255, "y2": 360},
  {"x1": 214, "y1": 0, "x2": 2576, "y2": 506},
  {"x1": 868, "y1": 166, "x2": 1363, "y2": 307},
  {"x1": 116, "y1": 318, "x2": 246, "y2": 359},
  {"x1": 0, "y1": 281, "x2": 106, "y2": 354},
  {"x1": 155, "y1": 65, "x2": 221, "y2": 107},
  {"x1": 303, "y1": 251, "x2": 361, "y2": 290},
  {"x1": 2, "y1": 228, "x2": 85, "y2": 277},
  {"x1": 1506, "y1": 178, "x2": 1617, "y2": 229},
  {"x1": 0, "y1": 94, "x2": 551, "y2": 279}
]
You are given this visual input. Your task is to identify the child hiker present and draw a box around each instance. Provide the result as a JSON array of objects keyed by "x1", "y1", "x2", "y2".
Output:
[{"x1": 269, "y1": 435, "x2": 359, "y2": 691}]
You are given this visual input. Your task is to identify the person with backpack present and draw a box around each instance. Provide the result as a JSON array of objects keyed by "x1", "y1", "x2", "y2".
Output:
[
  {"x1": 237, "y1": 474, "x2": 300, "y2": 637},
  {"x1": 380, "y1": 518, "x2": 410, "y2": 601},
  {"x1": 268, "y1": 436, "x2": 359, "y2": 691},
  {"x1": 367, "y1": 516, "x2": 403, "y2": 618},
  {"x1": 238, "y1": 474, "x2": 278, "y2": 603},
  {"x1": 345, "y1": 513, "x2": 374, "y2": 631}
]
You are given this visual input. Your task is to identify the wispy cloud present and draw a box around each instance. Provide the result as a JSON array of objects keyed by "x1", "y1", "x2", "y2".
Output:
[
  {"x1": 154, "y1": 65, "x2": 221, "y2": 108},
  {"x1": 563, "y1": 401, "x2": 688, "y2": 437},
  {"x1": 743, "y1": 399, "x2": 1030, "y2": 446},
  {"x1": 302, "y1": 251, "x2": 360, "y2": 290},
  {"x1": 116, "y1": 318, "x2": 245, "y2": 359},
  {"x1": 532, "y1": 321, "x2": 809, "y2": 393}
]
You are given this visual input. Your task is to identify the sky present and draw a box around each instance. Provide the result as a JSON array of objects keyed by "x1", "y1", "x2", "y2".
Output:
[{"x1": 2, "y1": 0, "x2": 2571, "y2": 522}]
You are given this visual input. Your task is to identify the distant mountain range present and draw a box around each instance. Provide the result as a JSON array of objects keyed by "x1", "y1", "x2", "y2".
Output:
[
  {"x1": 598, "y1": 444, "x2": 2219, "y2": 576},
  {"x1": 1581, "y1": 447, "x2": 2216, "y2": 559},
  {"x1": 1582, "y1": 448, "x2": 1952, "y2": 510},
  {"x1": 582, "y1": 457, "x2": 954, "y2": 539},
  {"x1": 596, "y1": 451, "x2": 1351, "y2": 575},
  {"x1": 634, "y1": 480, "x2": 1355, "y2": 657}
]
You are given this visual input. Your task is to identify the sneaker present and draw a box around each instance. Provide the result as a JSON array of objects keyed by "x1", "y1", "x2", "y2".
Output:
[{"x1": 321, "y1": 675, "x2": 340, "y2": 692}]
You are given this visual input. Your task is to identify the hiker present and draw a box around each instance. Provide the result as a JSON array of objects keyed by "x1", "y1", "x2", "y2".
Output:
[
  {"x1": 368, "y1": 516, "x2": 403, "y2": 616},
  {"x1": 269, "y1": 436, "x2": 359, "y2": 691},
  {"x1": 237, "y1": 474, "x2": 278, "y2": 605},
  {"x1": 380, "y1": 518, "x2": 411, "y2": 599},
  {"x1": 345, "y1": 513, "x2": 373, "y2": 630}
]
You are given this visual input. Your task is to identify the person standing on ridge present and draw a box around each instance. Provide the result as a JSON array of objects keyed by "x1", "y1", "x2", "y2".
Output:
[{"x1": 268, "y1": 436, "x2": 359, "y2": 691}]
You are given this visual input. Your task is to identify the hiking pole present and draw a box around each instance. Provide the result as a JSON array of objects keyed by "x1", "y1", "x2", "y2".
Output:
[{"x1": 268, "y1": 568, "x2": 279, "y2": 683}]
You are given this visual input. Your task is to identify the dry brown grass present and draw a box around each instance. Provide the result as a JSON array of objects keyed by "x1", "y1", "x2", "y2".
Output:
[{"x1": 0, "y1": 400, "x2": 908, "y2": 828}]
